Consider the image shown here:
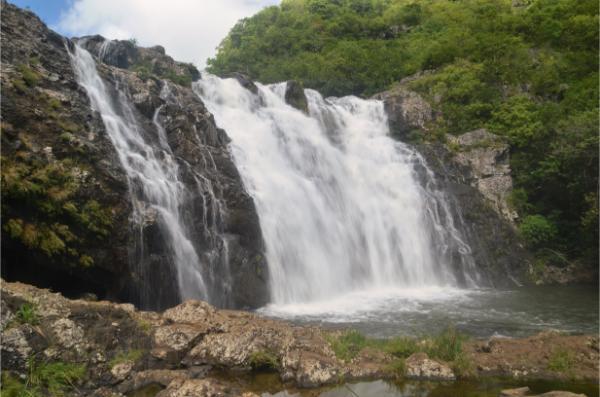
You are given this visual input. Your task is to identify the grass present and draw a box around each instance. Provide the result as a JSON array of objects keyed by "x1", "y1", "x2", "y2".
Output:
[
  {"x1": 15, "y1": 303, "x2": 39, "y2": 326},
  {"x1": 548, "y1": 349, "x2": 575, "y2": 373},
  {"x1": 109, "y1": 349, "x2": 144, "y2": 368},
  {"x1": 326, "y1": 326, "x2": 472, "y2": 376},
  {"x1": 248, "y1": 350, "x2": 279, "y2": 371},
  {"x1": 17, "y1": 64, "x2": 40, "y2": 87},
  {"x1": 1, "y1": 357, "x2": 86, "y2": 397}
]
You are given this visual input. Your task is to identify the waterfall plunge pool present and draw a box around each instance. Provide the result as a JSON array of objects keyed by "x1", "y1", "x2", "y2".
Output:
[{"x1": 257, "y1": 284, "x2": 598, "y2": 339}]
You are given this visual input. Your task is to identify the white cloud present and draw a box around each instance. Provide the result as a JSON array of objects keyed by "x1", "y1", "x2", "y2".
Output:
[{"x1": 56, "y1": 0, "x2": 278, "y2": 67}]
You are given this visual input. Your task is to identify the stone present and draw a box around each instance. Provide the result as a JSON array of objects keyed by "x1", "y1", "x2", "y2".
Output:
[
  {"x1": 162, "y1": 300, "x2": 216, "y2": 324},
  {"x1": 51, "y1": 318, "x2": 86, "y2": 353},
  {"x1": 116, "y1": 369, "x2": 190, "y2": 394},
  {"x1": 500, "y1": 387, "x2": 530, "y2": 396},
  {"x1": 111, "y1": 361, "x2": 134, "y2": 382},
  {"x1": 447, "y1": 128, "x2": 517, "y2": 223},
  {"x1": 284, "y1": 80, "x2": 308, "y2": 114},
  {"x1": 153, "y1": 324, "x2": 205, "y2": 353},
  {"x1": 405, "y1": 352, "x2": 456, "y2": 380},
  {"x1": 223, "y1": 72, "x2": 258, "y2": 94},
  {"x1": 1, "y1": 326, "x2": 33, "y2": 372},
  {"x1": 499, "y1": 389, "x2": 587, "y2": 397},
  {"x1": 156, "y1": 378, "x2": 233, "y2": 397},
  {"x1": 372, "y1": 86, "x2": 433, "y2": 139}
]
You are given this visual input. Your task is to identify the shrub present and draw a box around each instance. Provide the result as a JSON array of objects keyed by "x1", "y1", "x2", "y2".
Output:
[
  {"x1": 548, "y1": 349, "x2": 574, "y2": 373},
  {"x1": 248, "y1": 350, "x2": 279, "y2": 370},
  {"x1": 519, "y1": 214, "x2": 558, "y2": 248},
  {"x1": 17, "y1": 64, "x2": 40, "y2": 87}
]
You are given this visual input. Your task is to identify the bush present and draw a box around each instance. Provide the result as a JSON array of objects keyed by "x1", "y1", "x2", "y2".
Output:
[{"x1": 519, "y1": 215, "x2": 558, "y2": 248}]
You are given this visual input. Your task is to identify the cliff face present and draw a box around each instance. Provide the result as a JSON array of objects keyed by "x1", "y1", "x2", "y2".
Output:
[
  {"x1": 375, "y1": 83, "x2": 531, "y2": 286},
  {"x1": 1, "y1": 1, "x2": 268, "y2": 309}
]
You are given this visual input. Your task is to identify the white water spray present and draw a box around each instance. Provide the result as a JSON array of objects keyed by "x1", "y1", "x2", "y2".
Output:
[
  {"x1": 195, "y1": 74, "x2": 478, "y2": 305},
  {"x1": 69, "y1": 44, "x2": 208, "y2": 303}
]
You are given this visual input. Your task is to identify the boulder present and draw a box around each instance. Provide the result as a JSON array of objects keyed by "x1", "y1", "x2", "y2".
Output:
[
  {"x1": 372, "y1": 86, "x2": 433, "y2": 139},
  {"x1": 405, "y1": 352, "x2": 455, "y2": 380},
  {"x1": 284, "y1": 80, "x2": 309, "y2": 114},
  {"x1": 499, "y1": 388, "x2": 587, "y2": 397}
]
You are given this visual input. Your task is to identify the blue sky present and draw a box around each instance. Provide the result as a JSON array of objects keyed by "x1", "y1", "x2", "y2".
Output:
[
  {"x1": 10, "y1": 0, "x2": 69, "y2": 28},
  {"x1": 9, "y1": 0, "x2": 278, "y2": 67}
]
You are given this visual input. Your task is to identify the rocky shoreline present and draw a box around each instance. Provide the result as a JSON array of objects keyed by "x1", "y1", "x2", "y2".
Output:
[{"x1": 1, "y1": 280, "x2": 597, "y2": 396}]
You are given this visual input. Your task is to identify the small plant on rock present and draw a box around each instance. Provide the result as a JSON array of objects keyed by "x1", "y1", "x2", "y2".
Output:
[
  {"x1": 15, "y1": 303, "x2": 39, "y2": 325},
  {"x1": 248, "y1": 350, "x2": 279, "y2": 371}
]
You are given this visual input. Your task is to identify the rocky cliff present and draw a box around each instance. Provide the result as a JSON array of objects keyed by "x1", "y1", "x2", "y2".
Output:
[
  {"x1": 1, "y1": 1, "x2": 268, "y2": 310},
  {"x1": 374, "y1": 82, "x2": 531, "y2": 286}
]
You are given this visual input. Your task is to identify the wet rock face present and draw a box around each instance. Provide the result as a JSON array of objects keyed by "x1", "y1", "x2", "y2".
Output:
[
  {"x1": 284, "y1": 80, "x2": 309, "y2": 114},
  {"x1": 1, "y1": 2, "x2": 268, "y2": 310},
  {"x1": 1, "y1": 0, "x2": 132, "y2": 300}
]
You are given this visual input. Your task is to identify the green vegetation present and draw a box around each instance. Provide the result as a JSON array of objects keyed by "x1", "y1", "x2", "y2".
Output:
[
  {"x1": 1, "y1": 155, "x2": 113, "y2": 266},
  {"x1": 131, "y1": 59, "x2": 193, "y2": 86},
  {"x1": 326, "y1": 326, "x2": 470, "y2": 375},
  {"x1": 109, "y1": 349, "x2": 144, "y2": 368},
  {"x1": 209, "y1": 0, "x2": 599, "y2": 269},
  {"x1": 17, "y1": 64, "x2": 40, "y2": 87},
  {"x1": 547, "y1": 349, "x2": 574, "y2": 373},
  {"x1": 1, "y1": 358, "x2": 86, "y2": 397},
  {"x1": 15, "y1": 303, "x2": 39, "y2": 326},
  {"x1": 248, "y1": 350, "x2": 279, "y2": 370}
]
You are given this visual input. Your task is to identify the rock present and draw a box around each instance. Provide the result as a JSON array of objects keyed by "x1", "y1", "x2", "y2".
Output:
[
  {"x1": 499, "y1": 389, "x2": 587, "y2": 397},
  {"x1": 1, "y1": 1, "x2": 268, "y2": 311},
  {"x1": 448, "y1": 128, "x2": 517, "y2": 223},
  {"x1": 163, "y1": 300, "x2": 215, "y2": 324},
  {"x1": 405, "y1": 352, "x2": 455, "y2": 380},
  {"x1": 1, "y1": 326, "x2": 33, "y2": 372},
  {"x1": 153, "y1": 324, "x2": 205, "y2": 354},
  {"x1": 501, "y1": 387, "x2": 531, "y2": 396},
  {"x1": 110, "y1": 361, "x2": 134, "y2": 382},
  {"x1": 223, "y1": 72, "x2": 258, "y2": 94},
  {"x1": 284, "y1": 80, "x2": 308, "y2": 114},
  {"x1": 51, "y1": 318, "x2": 86, "y2": 353},
  {"x1": 372, "y1": 86, "x2": 433, "y2": 139},
  {"x1": 156, "y1": 378, "x2": 233, "y2": 397}
]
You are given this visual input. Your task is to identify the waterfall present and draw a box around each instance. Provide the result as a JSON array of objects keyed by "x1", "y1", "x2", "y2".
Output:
[
  {"x1": 195, "y1": 74, "x2": 478, "y2": 305},
  {"x1": 69, "y1": 44, "x2": 210, "y2": 307}
]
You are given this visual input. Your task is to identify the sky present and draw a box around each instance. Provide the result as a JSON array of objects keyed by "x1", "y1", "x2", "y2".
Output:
[{"x1": 9, "y1": 0, "x2": 279, "y2": 67}]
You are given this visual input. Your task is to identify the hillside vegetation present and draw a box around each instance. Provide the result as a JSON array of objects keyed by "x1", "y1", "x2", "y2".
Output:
[{"x1": 207, "y1": 0, "x2": 599, "y2": 271}]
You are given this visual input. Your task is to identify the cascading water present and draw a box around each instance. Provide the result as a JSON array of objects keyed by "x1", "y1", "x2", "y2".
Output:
[
  {"x1": 69, "y1": 44, "x2": 210, "y2": 307},
  {"x1": 194, "y1": 74, "x2": 478, "y2": 306}
]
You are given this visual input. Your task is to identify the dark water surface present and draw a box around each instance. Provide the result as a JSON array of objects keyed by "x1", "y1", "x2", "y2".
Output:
[
  {"x1": 228, "y1": 373, "x2": 599, "y2": 397},
  {"x1": 259, "y1": 284, "x2": 599, "y2": 338}
]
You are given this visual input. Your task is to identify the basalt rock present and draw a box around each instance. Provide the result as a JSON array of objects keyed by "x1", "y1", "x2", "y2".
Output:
[
  {"x1": 284, "y1": 80, "x2": 309, "y2": 114},
  {"x1": 1, "y1": 2, "x2": 268, "y2": 310}
]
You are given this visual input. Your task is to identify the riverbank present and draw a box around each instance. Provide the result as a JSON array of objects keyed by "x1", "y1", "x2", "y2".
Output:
[{"x1": 1, "y1": 280, "x2": 598, "y2": 396}]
